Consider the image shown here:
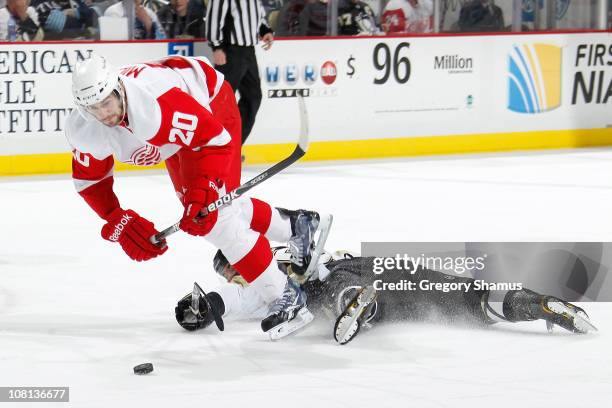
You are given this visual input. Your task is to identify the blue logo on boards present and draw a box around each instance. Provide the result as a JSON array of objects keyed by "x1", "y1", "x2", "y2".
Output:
[
  {"x1": 168, "y1": 42, "x2": 194, "y2": 56},
  {"x1": 507, "y1": 43, "x2": 562, "y2": 114},
  {"x1": 265, "y1": 64, "x2": 320, "y2": 86}
]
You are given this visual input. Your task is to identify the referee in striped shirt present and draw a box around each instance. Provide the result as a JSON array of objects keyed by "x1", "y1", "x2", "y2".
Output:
[{"x1": 206, "y1": 0, "x2": 274, "y2": 144}]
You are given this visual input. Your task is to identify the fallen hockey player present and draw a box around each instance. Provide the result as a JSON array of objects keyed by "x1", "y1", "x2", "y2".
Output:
[{"x1": 175, "y1": 247, "x2": 597, "y2": 344}]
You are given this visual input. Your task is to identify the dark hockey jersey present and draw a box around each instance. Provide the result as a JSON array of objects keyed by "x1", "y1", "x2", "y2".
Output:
[{"x1": 337, "y1": 0, "x2": 380, "y2": 35}]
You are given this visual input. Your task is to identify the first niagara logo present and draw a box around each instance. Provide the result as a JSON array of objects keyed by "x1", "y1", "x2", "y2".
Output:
[{"x1": 507, "y1": 43, "x2": 562, "y2": 114}]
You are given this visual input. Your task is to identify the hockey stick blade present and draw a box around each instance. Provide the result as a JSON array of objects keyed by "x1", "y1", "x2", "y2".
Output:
[
  {"x1": 297, "y1": 96, "x2": 309, "y2": 152},
  {"x1": 194, "y1": 282, "x2": 224, "y2": 331},
  {"x1": 151, "y1": 96, "x2": 310, "y2": 245}
]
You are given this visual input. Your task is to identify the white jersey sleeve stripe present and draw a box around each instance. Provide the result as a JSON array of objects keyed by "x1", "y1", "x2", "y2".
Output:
[
  {"x1": 73, "y1": 166, "x2": 114, "y2": 193},
  {"x1": 205, "y1": 129, "x2": 232, "y2": 147}
]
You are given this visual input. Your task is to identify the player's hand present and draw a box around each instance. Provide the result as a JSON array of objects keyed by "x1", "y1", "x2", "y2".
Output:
[
  {"x1": 261, "y1": 33, "x2": 274, "y2": 51},
  {"x1": 101, "y1": 208, "x2": 168, "y2": 262},
  {"x1": 213, "y1": 49, "x2": 227, "y2": 66},
  {"x1": 180, "y1": 180, "x2": 221, "y2": 236}
]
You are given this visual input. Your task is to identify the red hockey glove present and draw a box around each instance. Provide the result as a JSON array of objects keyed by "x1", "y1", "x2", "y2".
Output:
[
  {"x1": 180, "y1": 179, "x2": 221, "y2": 237},
  {"x1": 101, "y1": 208, "x2": 168, "y2": 262}
]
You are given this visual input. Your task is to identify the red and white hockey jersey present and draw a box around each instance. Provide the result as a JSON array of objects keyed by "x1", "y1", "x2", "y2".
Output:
[
  {"x1": 381, "y1": 0, "x2": 433, "y2": 34},
  {"x1": 65, "y1": 56, "x2": 232, "y2": 219}
]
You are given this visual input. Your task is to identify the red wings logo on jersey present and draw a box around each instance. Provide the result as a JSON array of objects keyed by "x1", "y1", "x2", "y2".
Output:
[
  {"x1": 120, "y1": 66, "x2": 146, "y2": 78},
  {"x1": 129, "y1": 145, "x2": 162, "y2": 166}
]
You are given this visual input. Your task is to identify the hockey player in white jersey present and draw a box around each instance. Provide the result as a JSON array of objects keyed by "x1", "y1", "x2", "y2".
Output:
[{"x1": 65, "y1": 53, "x2": 331, "y2": 339}]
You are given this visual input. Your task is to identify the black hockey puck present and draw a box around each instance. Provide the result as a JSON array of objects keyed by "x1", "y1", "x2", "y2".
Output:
[{"x1": 133, "y1": 363, "x2": 154, "y2": 375}]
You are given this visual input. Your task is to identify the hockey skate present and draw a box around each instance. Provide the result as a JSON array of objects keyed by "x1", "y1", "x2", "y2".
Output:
[
  {"x1": 504, "y1": 289, "x2": 597, "y2": 334},
  {"x1": 334, "y1": 285, "x2": 378, "y2": 345},
  {"x1": 278, "y1": 208, "x2": 333, "y2": 282},
  {"x1": 261, "y1": 278, "x2": 314, "y2": 340}
]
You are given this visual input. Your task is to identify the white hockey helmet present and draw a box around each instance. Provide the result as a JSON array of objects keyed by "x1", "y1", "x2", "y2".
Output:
[{"x1": 72, "y1": 53, "x2": 120, "y2": 107}]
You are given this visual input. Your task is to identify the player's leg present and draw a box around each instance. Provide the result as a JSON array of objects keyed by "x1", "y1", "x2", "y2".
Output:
[
  {"x1": 235, "y1": 198, "x2": 333, "y2": 276},
  {"x1": 482, "y1": 288, "x2": 596, "y2": 333},
  {"x1": 205, "y1": 202, "x2": 313, "y2": 337},
  {"x1": 398, "y1": 266, "x2": 489, "y2": 324},
  {"x1": 380, "y1": 262, "x2": 596, "y2": 333},
  {"x1": 236, "y1": 198, "x2": 291, "y2": 241}
]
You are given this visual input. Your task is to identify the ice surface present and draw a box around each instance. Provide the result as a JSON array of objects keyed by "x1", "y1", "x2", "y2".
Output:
[{"x1": 1, "y1": 150, "x2": 612, "y2": 407}]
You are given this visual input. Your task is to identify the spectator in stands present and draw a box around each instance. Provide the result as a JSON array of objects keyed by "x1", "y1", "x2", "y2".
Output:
[
  {"x1": 276, "y1": 0, "x2": 305, "y2": 36},
  {"x1": 156, "y1": 0, "x2": 204, "y2": 38},
  {"x1": 458, "y1": 0, "x2": 505, "y2": 32},
  {"x1": 338, "y1": 0, "x2": 380, "y2": 35},
  {"x1": 105, "y1": 0, "x2": 165, "y2": 39},
  {"x1": 261, "y1": 0, "x2": 282, "y2": 14},
  {"x1": 261, "y1": 0, "x2": 282, "y2": 31},
  {"x1": 0, "y1": 0, "x2": 43, "y2": 40},
  {"x1": 381, "y1": 0, "x2": 433, "y2": 34},
  {"x1": 298, "y1": 0, "x2": 328, "y2": 36},
  {"x1": 30, "y1": 0, "x2": 97, "y2": 39}
]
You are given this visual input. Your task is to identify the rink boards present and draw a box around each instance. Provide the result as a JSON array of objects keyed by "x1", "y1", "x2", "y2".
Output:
[{"x1": 0, "y1": 32, "x2": 611, "y2": 176}]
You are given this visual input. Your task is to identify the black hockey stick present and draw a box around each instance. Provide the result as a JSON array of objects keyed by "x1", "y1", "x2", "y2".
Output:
[{"x1": 150, "y1": 97, "x2": 309, "y2": 245}]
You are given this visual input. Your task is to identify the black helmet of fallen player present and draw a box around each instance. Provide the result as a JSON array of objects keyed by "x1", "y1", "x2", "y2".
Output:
[{"x1": 174, "y1": 292, "x2": 223, "y2": 331}]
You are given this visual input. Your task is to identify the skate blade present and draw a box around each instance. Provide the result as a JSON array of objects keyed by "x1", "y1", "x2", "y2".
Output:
[
  {"x1": 547, "y1": 301, "x2": 598, "y2": 333},
  {"x1": 334, "y1": 286, "x2": 377, "y2": 345},
  {"x1": 268, "y1": 307, "x2": 314, "y2": 341},
  {"x1": 303, "y1": 213, "x2": 333, "y2": 279},
  {"x1": 334, "y1": 315, "x2": 360, "y2": 345}
]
